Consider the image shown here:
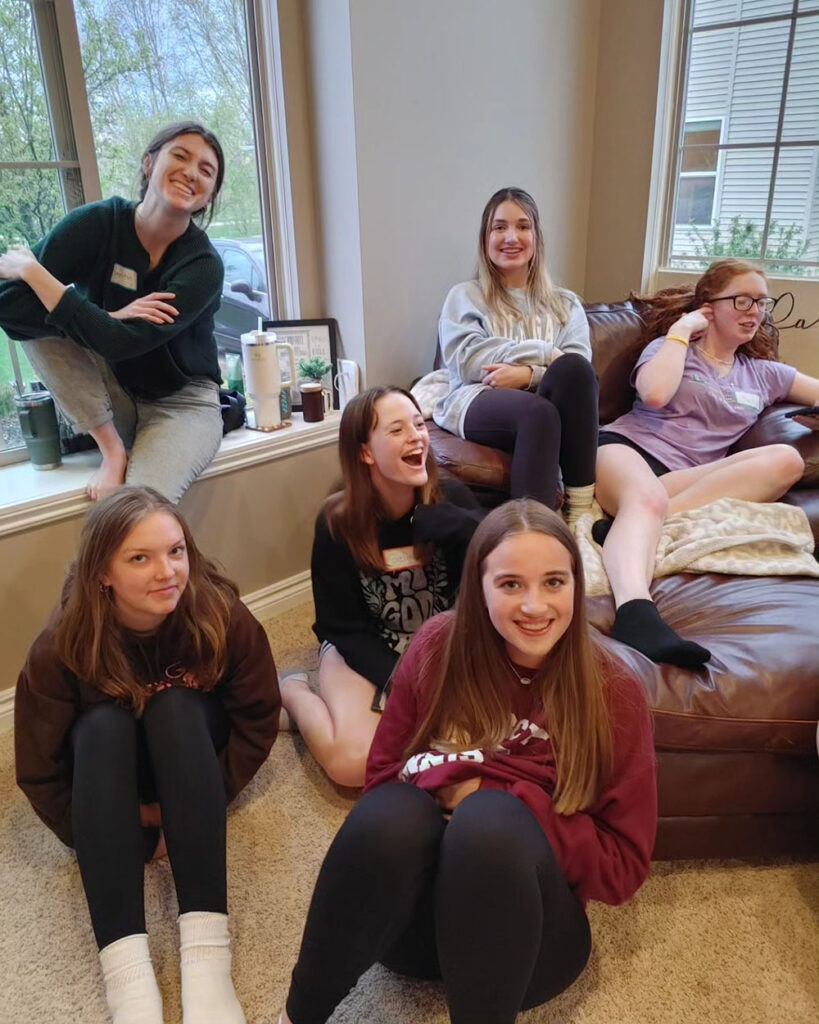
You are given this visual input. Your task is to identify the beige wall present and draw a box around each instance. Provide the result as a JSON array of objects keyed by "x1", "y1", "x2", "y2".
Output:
[
  {"x1": 584, "y1": 0, "x2": 664, "y2": 301},
  {"x1": 306, "y1": 0, "x2": 602, "y2": 389},
  {"x1": 1, "y1": 444, "x2": 338, "y2": 692}
]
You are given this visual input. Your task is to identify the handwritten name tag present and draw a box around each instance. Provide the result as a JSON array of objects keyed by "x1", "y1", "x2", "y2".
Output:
[
  {"x1": 382, "y1": 545, "x2": 421, "y2": 571},
  {"x1": 734, "y1": 389, "x2": 762, "y2": 411},
  {"x1": 110, "y1": 263, "x2": 138, "y2": 290}
]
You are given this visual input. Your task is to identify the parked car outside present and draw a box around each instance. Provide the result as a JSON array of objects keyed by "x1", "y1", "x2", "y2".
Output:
[{"x1": 210, "y1": 237, "x2": 271, "y2": 352}]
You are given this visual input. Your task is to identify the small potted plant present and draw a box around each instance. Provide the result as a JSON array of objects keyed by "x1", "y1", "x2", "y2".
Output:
[{"x1": 298, "y1": 357, "x2": 332, "y2": 422}]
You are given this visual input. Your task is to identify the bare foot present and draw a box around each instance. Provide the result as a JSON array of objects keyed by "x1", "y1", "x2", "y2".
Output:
[{"x1": 87, "y1": 450, "x2": 127, "y2": 501}]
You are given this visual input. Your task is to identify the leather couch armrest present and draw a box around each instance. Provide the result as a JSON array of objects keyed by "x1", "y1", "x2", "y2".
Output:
[{"x1": 729, "y1": 404, "x2": 819, "y2": 487}]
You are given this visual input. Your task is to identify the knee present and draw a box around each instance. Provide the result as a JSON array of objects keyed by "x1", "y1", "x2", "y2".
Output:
[
  {"x1": 72, "y1": 703, "x2": 135, "y2": 756},
  {"x1": 323, "y1": 744, "x2": 370, "y2": 788},
  {"x1": 143, "y1": 684, "x2": 208, "y2": 731},
  {"x1": 765, "y1": 444, "x2": 805, "y2": 492},
  {"x1": 547, "y1": 352, "x2": 598, "y2": 391},
  {"x1": 619, "y1": 481, "x2": 669, "y2": 522},
  {"x1": 341, "y1": 783, "x2": 443, "y2": 860},
  {"x1": 446, "y1": 790, "x2": 541, "y2": 872}
]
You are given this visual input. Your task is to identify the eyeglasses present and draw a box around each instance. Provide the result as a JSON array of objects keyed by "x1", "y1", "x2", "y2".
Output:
[{"x1": 710, "y1": 294, "x2": 775, "y2": 314}]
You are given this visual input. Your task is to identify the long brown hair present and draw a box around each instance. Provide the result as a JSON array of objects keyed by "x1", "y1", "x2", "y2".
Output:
[
  {"x1": 56, "y1": 487, "x2": 238, "y2": 712},
  {"x1": 409, "y1": 499, "x2": 612, "y2": 815},
  {"x1": 477, "y1": 186, "x2": 570, "y2": 329},
  {"x1": 323, "y1": 386, "x2": 440, "y2": 572},
  {"x1": 634, "y1": 258, "x2": 778, "y2": 360},
  {"x1": 137, "y1": 120, "x2": 225, "y2": 228}
]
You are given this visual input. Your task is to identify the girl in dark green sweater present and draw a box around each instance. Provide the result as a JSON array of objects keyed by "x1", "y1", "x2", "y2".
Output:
[{"x1": 0, "y1": 121, "x2": 226, "y2": 503}]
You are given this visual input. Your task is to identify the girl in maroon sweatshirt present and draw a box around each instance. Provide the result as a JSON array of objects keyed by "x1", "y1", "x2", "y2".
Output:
[{"x1": 277, "y1": 499, "x2": 657, "y2": 1024}]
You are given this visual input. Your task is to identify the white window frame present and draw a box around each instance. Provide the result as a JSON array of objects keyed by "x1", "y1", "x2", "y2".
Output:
[
  {"x1": 1, "y1": 0, "x2": 297, "y2": 467},
  {"x1": 647, "y1": 0, "x2": 819, "y2": 281}
]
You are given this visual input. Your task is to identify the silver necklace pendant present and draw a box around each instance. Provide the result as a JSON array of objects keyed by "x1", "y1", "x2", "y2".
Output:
[{"x1": 509, "y1": 662, "x2": 533, "y2": 685}]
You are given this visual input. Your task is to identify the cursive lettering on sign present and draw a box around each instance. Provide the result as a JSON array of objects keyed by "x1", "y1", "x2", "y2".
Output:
[{"x1": 771, "y1": 292, "x2": 819, "y2": 332}]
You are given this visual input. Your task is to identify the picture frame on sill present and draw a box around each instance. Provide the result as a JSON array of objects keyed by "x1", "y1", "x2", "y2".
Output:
[{"x1": 262, "y1": 318, "x2": 339, "y2": 410}]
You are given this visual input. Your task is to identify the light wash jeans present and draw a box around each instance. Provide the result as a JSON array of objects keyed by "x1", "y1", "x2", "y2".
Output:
[{"x1": 24, "y1": 335, "x2": 222, "y2": 503}]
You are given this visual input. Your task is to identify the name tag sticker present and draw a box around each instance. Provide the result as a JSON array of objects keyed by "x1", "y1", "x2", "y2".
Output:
[
  {"x1": 110, "y1": 264, "x2": 138, "y2": 290},
  {"x1": 383, "y1": 545, "x2": 422, "y2": 571},
  {"x1": 734, "y1": 389, "x2": 762, "y2": 411}
]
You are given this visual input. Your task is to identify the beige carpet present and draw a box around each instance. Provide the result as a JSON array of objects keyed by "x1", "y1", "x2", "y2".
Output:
[{"x1": 2, "y1": 601, "x2": 818, "y2": 1024}]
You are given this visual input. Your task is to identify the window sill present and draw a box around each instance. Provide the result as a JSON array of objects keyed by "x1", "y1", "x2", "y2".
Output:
[{"x1": 0, "y1": 411, "x2": 340, "y2": 538}]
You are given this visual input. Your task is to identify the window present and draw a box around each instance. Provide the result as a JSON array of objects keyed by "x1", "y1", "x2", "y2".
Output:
[
  {"x1": 0, "y1": 0, "x2": 291, "y2": 464},
  {"x1": 665, "y1": 0, "x2": 819, "y2": 276},
  {"x1": 675, "y1": 119, "x2": 722, "y2": 224}
]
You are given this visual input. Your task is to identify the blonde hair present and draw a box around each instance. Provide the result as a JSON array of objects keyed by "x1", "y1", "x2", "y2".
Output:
[
  {"x1": 408, "y1": 499, "x2": 612, "y2": 815},
  {"x1": 477, "y1": 187, "x2": 570, "y2": 330}
]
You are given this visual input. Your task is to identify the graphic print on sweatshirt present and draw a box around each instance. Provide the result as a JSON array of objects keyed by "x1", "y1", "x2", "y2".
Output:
[
  {"x1": 399, "y1": 715, "x2": 551, "y2": 782},
  {"x1": 360, "y1": 548, "x2": 449, "y2": 655},
  {"x1": 486, "y1": 309, "x2": 555, "y2": 345}
]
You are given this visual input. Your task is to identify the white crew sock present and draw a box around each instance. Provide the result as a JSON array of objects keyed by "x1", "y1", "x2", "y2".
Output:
[
  {"x1": 99, "y1": 933, "x2": 163, "y2": 1024},
  {"x1": 562, "y1": 483, "x2": 596, "y2": 526},
  {"x1": 179, "y1": 911, "x2": 246, "y2": 1024}
]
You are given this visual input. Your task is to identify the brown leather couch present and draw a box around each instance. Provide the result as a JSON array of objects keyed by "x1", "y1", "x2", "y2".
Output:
[{"x1": 427, "y1": 301, "x2": 819, "y2": 860}]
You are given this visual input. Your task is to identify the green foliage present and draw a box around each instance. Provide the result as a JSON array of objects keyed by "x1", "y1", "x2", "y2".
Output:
[
  {"x1": 0, "y1": 381, "x2": 14, "y2": 419},
  {"x1": 0, "y1": 0, "x2": 263, "y2": 250},
  {"x1": 688, "y1": 216, "x2": 811, "y2": 277},
  {"x1": 298, "y1": 357, "x2": 332, "y2": 382}
]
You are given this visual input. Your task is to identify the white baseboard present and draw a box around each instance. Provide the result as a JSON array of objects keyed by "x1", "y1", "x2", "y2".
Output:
[
  {"x1": 0, "y1": 569, "x2": 313, "y2": 734},
  {"x1": 0, "y1": 686, "x2": 14, "y2": 734},
  {"x1": 242, "y1": 569, "x2": 313, "y2": 621}
]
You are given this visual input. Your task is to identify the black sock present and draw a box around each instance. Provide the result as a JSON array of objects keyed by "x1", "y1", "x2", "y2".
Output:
[
  {"x1": 612, "y1": 599, "x2": 710, "y2": 668},
  {"x1": 592, "y1": 517, "x2": 612, "y2": 546}
]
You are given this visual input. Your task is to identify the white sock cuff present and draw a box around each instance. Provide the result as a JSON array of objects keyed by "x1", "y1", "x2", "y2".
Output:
[
  {"x1": 179, "y1": 911, "x2": 231, "y2": 957},
  {"x1": 100, "y1": 933, "x2": 153, "y2": 980},
  {"x1": 565, "y1": 483, "x2": 595, "y2": 502}
]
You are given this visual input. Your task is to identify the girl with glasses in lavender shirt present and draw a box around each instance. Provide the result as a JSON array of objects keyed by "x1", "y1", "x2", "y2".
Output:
[{"x1": 594, "y1": 258, "x2": 819, "y2": 668}]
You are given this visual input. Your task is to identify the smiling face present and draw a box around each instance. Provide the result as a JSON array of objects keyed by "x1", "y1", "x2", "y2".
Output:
[
  {"x1": 142, "y1": 132, "x2": 220, "y2": 217},
  {"x1": 101, "y1": 510, "x2": 190, "y2": 631},
  {"x1": 485, "y1": 199, "x2": 535, "y2": 287},
  {"x1": 360, "y1": 391, "x2": 429, "y2": 510},
  {"x1": 707, "y1": 270, "x2": 769, "y2": 349},
  {"x1": 481, "y1": 530, "x2": 575, "y2": 670}
]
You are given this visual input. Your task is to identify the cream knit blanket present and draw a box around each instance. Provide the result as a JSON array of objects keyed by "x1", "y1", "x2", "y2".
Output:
[{"x1": 576, "y1": 497, "x2": 819, "y2": 598}]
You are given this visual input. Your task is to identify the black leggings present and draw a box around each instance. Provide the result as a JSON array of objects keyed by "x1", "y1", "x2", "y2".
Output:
[
  {"x1": 463, "y1": 352, "x2": 599, "y2": 507},
  {"x1": 71, "y1": 686, "x2": 230, "y2": 949},
  {"x1": 286, "y1": 784, "x2": 591, "y2": 1024}
]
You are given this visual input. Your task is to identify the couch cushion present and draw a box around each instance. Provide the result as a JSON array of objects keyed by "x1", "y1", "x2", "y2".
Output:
[
  {"x1": 729, "y1": 403, "x2": 819, "y2": 487},
  {"x1": 427, "y1": 421, "x2": 510, "y2": 491},
  {"x1": 587, "y1": 572, "x2": 819, "y2": 757},
  {"x1": 585, "y1": 301, "x2": 647, "y2": 424}
]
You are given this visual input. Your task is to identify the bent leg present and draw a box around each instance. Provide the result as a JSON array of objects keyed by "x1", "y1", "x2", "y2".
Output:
[
  {"x1": 538, "y1": 352, "x2": 599, "y2": 487},
  {"x1": 596, "y1": 445, "x2": 709, "y2": 667},
  {"x1": 281, "y1": 646, "x2": 381, "y2": 787},
  {"x1": 141, "y1": 686, "x2": 229, "y2": 915},
  {"x1": 24, "y1": 336, "x2": 133, "y2": 498},
  {"x1": 71, "y1": 703, "x2": 146, "y2": 950},
  {"x1": 662, "y1": 445, "x2": 805, "y2": 514},
  {"x1": 129, "y1": 379, "x2": 223, "y2": 503},
  {"x1": 286, "y1": 783, "x2": 445, "y2": 1024},
  {"x1": 464, "y1": 387, "x2": 561, "y2": 507},
  {"x1": 435, "y1": 790, "x2": 591, "y2": 1024}
]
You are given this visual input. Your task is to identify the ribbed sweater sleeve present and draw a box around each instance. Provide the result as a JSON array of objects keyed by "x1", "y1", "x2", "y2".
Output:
[{"x1": 44, "y1": 239, "x2": 223, "y2": 363}]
